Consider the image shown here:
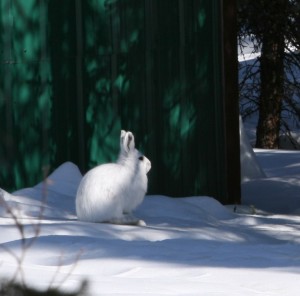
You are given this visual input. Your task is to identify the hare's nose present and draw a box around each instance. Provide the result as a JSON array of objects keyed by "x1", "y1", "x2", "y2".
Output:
[{"x1": 146, "y1": 160, "x2": 151, "y2": 173}]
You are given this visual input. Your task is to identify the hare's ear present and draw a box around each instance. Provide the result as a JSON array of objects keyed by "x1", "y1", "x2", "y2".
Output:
[
  {"x1": 123, "y1": 131, "x2": 135, "y2": 153},
  {"x1": 121, "y1": 130, "x2": 126, "y2": 139},
  {"x1": 120, "y1": 130, "x2": 126, "y2": 147}
]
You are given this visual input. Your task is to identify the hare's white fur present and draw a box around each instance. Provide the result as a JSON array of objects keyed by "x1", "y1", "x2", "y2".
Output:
[{"x1": 76, "y1": 130, "x2": 151, "y2": 225}]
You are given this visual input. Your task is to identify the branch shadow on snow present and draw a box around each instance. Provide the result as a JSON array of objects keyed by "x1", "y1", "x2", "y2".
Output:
[
  {"x1": 254, "y1": 150, "x2": 300, "y2": 177},
  {"x1": 242, "y1": 149, "x2": 300, "y2": 214},
  {"x1": 1, "y1": 195, "x2": 300, "y2": 271}
]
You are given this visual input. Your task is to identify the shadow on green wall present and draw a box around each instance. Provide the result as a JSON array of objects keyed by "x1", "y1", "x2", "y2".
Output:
[
  {"x1": 0, "y1": 0, "x2": 54, "y2": 190},
  {"x1": 0, "y1": 0, "x2": 225, "y2": 201}
]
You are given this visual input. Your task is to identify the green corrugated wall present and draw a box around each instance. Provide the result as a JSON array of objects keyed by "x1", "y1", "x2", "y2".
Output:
[{"x1": 0, "y1": 0, "x2": 240, "y2": 203}]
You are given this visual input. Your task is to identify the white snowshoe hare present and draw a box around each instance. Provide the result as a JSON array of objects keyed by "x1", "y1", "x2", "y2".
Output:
[{"x1": 76, "y1": 130, "x2": 151, "y2": 225}]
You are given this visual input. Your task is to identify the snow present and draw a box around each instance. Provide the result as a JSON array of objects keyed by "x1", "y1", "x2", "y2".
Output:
[
  {"x1": 242, "y1": 149, "x2": 300, "y2": 215},
  {"x1": 240, "y1": 116, "x2": 266, "y2": 182},
  {"x1": 1, "y1": 143, "x2": 300, "y2": 296}
]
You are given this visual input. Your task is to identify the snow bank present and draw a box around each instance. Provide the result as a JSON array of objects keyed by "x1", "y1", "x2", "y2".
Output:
[
  {"x1": 240, "y1": 116, "x2": 266, "y2": 182},
  {"x1": 0, "y1": 162, "x2": 82, "y2": 220},
  {"x1": 242, "y1": 149, "x2": 300, "y2": 214}
]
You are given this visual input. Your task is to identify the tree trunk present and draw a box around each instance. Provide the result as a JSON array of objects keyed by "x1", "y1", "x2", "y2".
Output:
[{"x1": 255, "y1": 0, "x2": 286, "y2": 149}]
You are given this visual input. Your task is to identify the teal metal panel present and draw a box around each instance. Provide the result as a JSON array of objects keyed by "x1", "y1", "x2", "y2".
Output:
[
  {"x1": 0, "y1": 0, "x2": 54, "y2": 188},
  {"x1": 0, "y1": 0, "x2": 239, "y2": 203}
]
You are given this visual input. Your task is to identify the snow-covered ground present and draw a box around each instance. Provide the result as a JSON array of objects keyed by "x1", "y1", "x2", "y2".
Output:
[{"x1": 1, "y1": 138, "x2": 300, "y2": 296}]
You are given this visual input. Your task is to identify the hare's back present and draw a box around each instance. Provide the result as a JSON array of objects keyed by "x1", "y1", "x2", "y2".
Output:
[{"x1": 82, "y1": 163, "x2": 123, "y2": 185}]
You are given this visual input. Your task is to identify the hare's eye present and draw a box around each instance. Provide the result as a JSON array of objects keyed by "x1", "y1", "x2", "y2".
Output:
[{"x1": 139, "y1": 156, "x2": 144, "y2": 161}]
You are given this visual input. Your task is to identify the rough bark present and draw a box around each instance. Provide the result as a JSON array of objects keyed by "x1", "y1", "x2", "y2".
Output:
[{"x1": 255, "y1": 0, "x2": 287, "y2": 149}]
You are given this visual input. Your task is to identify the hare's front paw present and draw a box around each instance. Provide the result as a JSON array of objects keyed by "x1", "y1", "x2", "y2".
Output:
[{"x1": 137, "y1": 219, "x2": 147, "y2": 227}]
